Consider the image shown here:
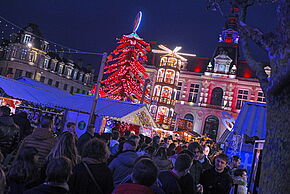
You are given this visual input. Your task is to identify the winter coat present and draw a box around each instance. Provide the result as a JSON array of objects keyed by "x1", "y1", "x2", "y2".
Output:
[
  {"x1": 12, "y1": 112, "x2": 32, "y2": 138},
  {"x1": 179, "y1": 173, "x2": 195, "y2": 194},
  {"x1": 69, "y1": 160, "x2": 114, "y2": 194},
  {"x1": 76, "y1": 132, "x2": 93, "y2": 155},
  {"x1": 200, "y1": 167, "x2": 233, "y2": 194},
  {"x1": 153, "y1": 158, "x2": 173, "y2": 170},
  {"x1": 230, "y1": 176, "x2": 248, "y2": 194},
  {"x1": 109, "y1": 150, "x2": 138, "y2": 186},
  {"x1": 189, "y1": 160, "x2": 203, "y2": 192},
  {"x1": 158, "y1": 170, "x2": 182, "y2": 194},
  {"x1": 113, "y1": 183, "x2": 154, "y2": 194},
  {"x1": 19, "y1": 128, "x2": 56, "y2": 167},
  {"x1": 0, "y1": 116, "x2": 20, "y2": 156},
  {"x1": 24, "y1": 183, "x2": 69, "y2": 194},
  {"x1": 199, "y1": 155, "x2": 213, "y2": 172}
]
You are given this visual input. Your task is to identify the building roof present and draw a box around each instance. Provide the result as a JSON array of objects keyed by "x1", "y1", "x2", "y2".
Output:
[
  {"x1": 231, "y1": 101, "x2": 267, "y2": 139},
  {"x1": 0, "y1": 76, "x2": 150, "y2": 120}
]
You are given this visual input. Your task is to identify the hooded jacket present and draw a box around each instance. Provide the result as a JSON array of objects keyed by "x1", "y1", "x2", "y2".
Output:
[
  {"x1": 19, "y1": 127, "x2": 56, "y2": 167},
  {"x1": 109, "y1": 150, "x2": 138, "y2": 186},
  {"x1": 0, "y1": 116, "x2": 20, "y2": 156}
]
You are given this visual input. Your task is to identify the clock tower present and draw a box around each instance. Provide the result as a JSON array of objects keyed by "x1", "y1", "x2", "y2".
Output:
[{"x1": 205, "y1": 7, "x2": 239, "y2": 79}]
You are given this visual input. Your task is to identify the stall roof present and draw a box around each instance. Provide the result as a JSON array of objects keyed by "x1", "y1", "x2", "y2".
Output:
[
  {"x1": 0, "y1": 76, "x2": 67, "y2": 107},
  {"x1": 229, "y1": 101, "x2": 267, "y2": 140},
  {"x1": 0, "y1": 76, "x2": 155, "y2": 123}
]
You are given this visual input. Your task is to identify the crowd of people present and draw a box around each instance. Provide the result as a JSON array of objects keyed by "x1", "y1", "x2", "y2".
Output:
[{"x1": 0, "y1": 106, "x2": 249, "y2": 194}]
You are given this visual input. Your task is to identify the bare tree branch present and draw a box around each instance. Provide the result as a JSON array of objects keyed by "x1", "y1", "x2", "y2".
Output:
[
  {"x1": 236, "y1": 3, "x2": 270, "y2": 93},
  {"x1": 240, "y1": 36, "x2": 269, "y2": 93},
  {"x1": 239, "y1": 21, "x2": 273, "y2": 51}
]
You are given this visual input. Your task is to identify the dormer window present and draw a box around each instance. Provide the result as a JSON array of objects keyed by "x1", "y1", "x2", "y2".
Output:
[
  {"x1": 43, "y1": 58, "x2": 49, "y2": 69},
  {"x1": 23, "y1": 34, "x2": 32, "y2": 45}
]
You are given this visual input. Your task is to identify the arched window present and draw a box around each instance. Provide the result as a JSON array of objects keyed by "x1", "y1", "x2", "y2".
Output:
[
  {"x1": 184, "y1": 113, "x2": 194, "y2": 131},
  {"x1": 210, "y1": 87, "x2": 223, "y2": 106},
  {"x1": 184, "y1": 114, "x2": 194, "y2": 121},
  {"x1": 203, "y1": 115, "x2": 219, "y2": 141}
]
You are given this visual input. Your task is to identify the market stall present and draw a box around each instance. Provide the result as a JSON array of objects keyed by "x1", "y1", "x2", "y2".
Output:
[{"x1": 0, "y1": 76, "x2": 65, "y2": 132}]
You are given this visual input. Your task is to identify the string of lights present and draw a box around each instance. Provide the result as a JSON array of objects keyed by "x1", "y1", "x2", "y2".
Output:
[{"x1": 0, "y1": 14, "x2": 104, "y2": 56}]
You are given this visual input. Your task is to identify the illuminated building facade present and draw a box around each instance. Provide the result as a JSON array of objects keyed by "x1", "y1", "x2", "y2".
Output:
[
  {"x1": 146, "y1": 12, "x2": 267, "y2": 141},
  {"x1": 0, "y1": 24, "x2": 94, "y2": 94}
]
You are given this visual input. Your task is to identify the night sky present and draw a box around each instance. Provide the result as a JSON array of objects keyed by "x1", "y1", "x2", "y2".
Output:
[{"x1": 0, "y1": 0, "x2": 277, "y2": 70}]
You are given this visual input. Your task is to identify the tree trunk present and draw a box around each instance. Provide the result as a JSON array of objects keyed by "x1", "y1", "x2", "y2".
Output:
[{"x1": 260, "y1": 87, "x2": 290, "y2": 193}]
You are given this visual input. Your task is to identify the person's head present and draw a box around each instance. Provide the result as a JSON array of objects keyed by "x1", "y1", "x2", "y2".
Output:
[
  {"x1": 139, "y1": 134, "x2": 145, "y2": 142},
  {"x1": 231, "y1": 155, "x2": 241, "y2": 168},
  {"x1": 144, "y1": 136, "x2": 152, "y2": 145},
  {"x1": 40, "y1": 116, "x2": 54, "y2": 129},
  {"x1": 167, "y1": 138, "x2": 173, "y2": 145},
  {"x1": 174, "y1": 154, "x2": 192, "y2": 175},
  {"x1": 155, "y1": 147, "x2": 168, "y2": 160},
  {"x1": 17, "y1": 147, "x2": 38, "y2": 164},
  {"x1": 46, "y1": 157, "x2": 72, "y2": 183},
  {"x1": 0, "y1": 106, "x2": 10, "y2": 117},
  {"x1": 86, "y1": 124, "x2": 95, "y2": 135},
  {"x1": 144, "y1": 146, "x2": 156, "y2": 156},
  {"x1": 8, "y1": 147, "x2": 39, "y2": 182},
  {"x1": 179, "y1": 150, "x2": 194, "y2": 159},
  {"x1": 122, "y1": 140, "x2": 136, "y2": 152},
  {"x1": 47, "y1": 132, "x2": 79, "y2": 166},
  {"x1": 153, "y1": 136, "x2": 160, "y2": 144},
  {"x1": 129, "y1": 135, "x2": 140, "y2": 146},
  {"x1": 234, "y1": 168, "x2": 247, "y2": 180},
  {"x1": 112, "y1": 130, "x2": 120, "y2": 140},
  {"x1": 132, "y1": 158, "x2": 158, "y2": 187},
  {"x1": 124, "y1": 130, "x2": 131, "y2": 137},
  {"x1": 214, "y1": 153, "x2": 229, "y2": 173},
  {"x1": 188, "y1": 142, "x2": 203, "y2": 160},
  {"x1": 82, "y1": 138, "x2": 110, "y2": 163},
  {"x1": 203, "y1": 145, "x2": 210, "y2": 156},
  {"x1": 66, "y1": 122, "x2": 76, "y2": 134}
]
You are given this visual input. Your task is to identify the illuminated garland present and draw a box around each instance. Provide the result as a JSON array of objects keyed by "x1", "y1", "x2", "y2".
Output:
[{"x1": 100, "y1": 33, "x2": 150, "y2": 103}]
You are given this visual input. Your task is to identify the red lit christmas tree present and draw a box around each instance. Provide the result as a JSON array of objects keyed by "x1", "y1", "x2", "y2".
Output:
[{"x1": 100, "y1": 33, "x2": 150, "y2": 102}]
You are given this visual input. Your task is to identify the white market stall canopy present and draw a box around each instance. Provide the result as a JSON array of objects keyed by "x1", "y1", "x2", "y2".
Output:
[{"x1": 0, "y1": 76, "x2": 157, "y2": 127}]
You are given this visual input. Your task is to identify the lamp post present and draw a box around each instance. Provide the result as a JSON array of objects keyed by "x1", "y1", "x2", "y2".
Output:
[{"x1": 88, "y1": 52, "x2": 107, "y2": 125}]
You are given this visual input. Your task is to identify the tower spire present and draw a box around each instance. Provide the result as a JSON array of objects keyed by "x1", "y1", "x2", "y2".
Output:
[{"x1": 219, "y1": 7, "x2": 239, "y2": 44}]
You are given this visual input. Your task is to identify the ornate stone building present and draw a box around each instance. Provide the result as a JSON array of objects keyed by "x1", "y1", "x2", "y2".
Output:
[
  {"x1": 146, "y1": 12, "x2": 267, "y2": 141},
  {"x1": 0, "y1": 24, "x2": 94, "y2": 94}
]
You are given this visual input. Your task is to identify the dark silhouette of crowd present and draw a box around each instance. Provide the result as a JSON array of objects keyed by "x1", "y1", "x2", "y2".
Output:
[{"x1": 0, "y1": 106, "x2": 249, "y2": 194}]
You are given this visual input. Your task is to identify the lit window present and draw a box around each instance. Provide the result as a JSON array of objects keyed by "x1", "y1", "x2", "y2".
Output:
[
  {"x1": 20, "y1": 49, "x2": 27, "y2": 60},
  {"x1": 236, "y1": 89, "x2": 249, "y2": 109},
  {"x1": 43, "y1": 59, "x2": 49, "y2": 69},
  {"x1": 257, "y1": 91, "x2": 266, "y2": 102},
  {"x1": 188, "y1": 84, "x2": 199, "y2": 103},
  {"x1": 23, "y1": 34, "x2": 32, "y2": 44}
]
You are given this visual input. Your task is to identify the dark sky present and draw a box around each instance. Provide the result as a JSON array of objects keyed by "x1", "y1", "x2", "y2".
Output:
[{"x1": 0, "y1": 0, "x2": 277, "y2": 69}]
